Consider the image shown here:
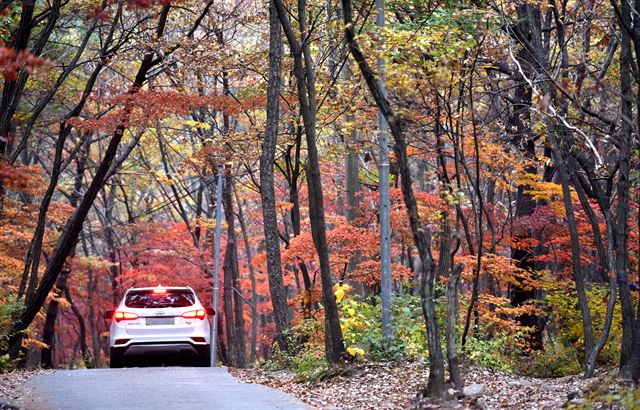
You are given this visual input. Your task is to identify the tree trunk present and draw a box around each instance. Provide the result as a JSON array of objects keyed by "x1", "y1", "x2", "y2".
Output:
[
  {"x1": 569, "y1": 155, "x2": 617, "y2": 378},
  {"x1": 341, "y1": 0, "x2": 446, "y2": 396},
  {"x1": 616, "y1": 0, "x2": 637, "y2": 377},
  {"x1": 3, "y1": 4, "x2": 173, "y2": 359},
  {"x1": 103, "y1": 187, "x2": 121, "y2": 307},
  {"x1": 259, "y1": 0, "x2": 293, "y2": 353},
  {"x1": 507, "y1": 4, "x2": 545, "y2": 350},
  {"x1": 222, "y1": 166, "x2": 245, "y2": 368},
  {"x1": 284, "y1": 128, "x2": 314, "y2": 315},
  {"x1": 64, "y1": 286, "x2": 90, "y2": 367},
  {"x1": 80, "y1": 232, "x2": 100, "y2": 368},
  {"x1": 446, "y1": 262, "x2": 463, "y2": 390},
  {"x1": 440, "y1": 216, "x2": 463, "y2": 389},
  {"x1": 40, "y1": 270, "x2": 69, "y2": 368},
  {"x1": 274, "y1": 0, "x2": 345, "y2": 364},
  {"x1": 434, "y1": 124, "x2": 463, "y2": 388},
  {"x1": 548, "y1": 127, "x2": 595, "y2": 359},
  {"x1": 41, "y1": 125, "x2": 87, "y2": 369},
  {"x1": 236, "y1": 193, "x2": 259, "y2": 363}
]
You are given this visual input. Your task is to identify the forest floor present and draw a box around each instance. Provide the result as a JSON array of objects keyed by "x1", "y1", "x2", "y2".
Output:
[
  {"x1": 232, "y1": 361, "x2": 635, "y2": 409},
  {"x1": 0, "y1": 368, "x2": 49, "y2": 409},
  {"x1": 0, "y1": 363, "x2": 634, "y2": 409}
]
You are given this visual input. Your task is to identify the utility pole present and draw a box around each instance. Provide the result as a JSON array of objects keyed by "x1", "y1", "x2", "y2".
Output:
[
  {"x1": 211, "y1": 164, "x2": 224, "y2": 366},
  {"x1": 377, "y1": 0, "x2": 392, "y2": 345}
]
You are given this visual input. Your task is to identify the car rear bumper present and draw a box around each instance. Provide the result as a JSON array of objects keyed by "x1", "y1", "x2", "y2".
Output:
[
  {"x1": 113, "y1": 341, "x2": 209, "y2": 357},
  {"x1": 121, "y1": 342, "x2": 198, "y2": 356}
]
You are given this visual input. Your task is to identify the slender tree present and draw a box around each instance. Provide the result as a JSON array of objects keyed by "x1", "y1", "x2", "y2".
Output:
[
  {"x1": 342, "y1": 0, "x2": 446, "y2": 397},
  {"x1": 274, "y1": 0, "x2": 346, "y2": 363},
  {"x1": 259, "y1": 0, "x2": 293, "y2": 353}
]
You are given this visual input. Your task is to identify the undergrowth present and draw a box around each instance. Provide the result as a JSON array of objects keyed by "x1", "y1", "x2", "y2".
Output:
[{"x1": 260, "y1": 289, "x2": 617, "y2": 381}]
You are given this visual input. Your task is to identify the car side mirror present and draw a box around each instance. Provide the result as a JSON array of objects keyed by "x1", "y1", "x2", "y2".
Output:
[
  {"x1": 205, "y1": 307, "x2": 215, "y2": 316},
  {"x1": 104, "y1": 310, "x2": 114, "y2": 319}
]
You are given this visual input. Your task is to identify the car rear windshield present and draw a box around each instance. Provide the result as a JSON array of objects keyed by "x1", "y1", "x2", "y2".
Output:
[{"x1": 124, "y1": 290, "x2": 195, "y2": 308}]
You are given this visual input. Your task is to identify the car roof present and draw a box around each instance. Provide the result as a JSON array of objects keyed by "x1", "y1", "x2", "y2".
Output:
[{"x1": 125, "y1": 286, "x2": 194, "y2": 293}]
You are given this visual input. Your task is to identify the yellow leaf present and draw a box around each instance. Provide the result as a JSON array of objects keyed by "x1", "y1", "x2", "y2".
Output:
[
  {"x1": 334, "y1": 283, "x2": 351, "y2": 303},
  {"x1": 346, "y1": 346, "x2": 365, "y2": 357}
]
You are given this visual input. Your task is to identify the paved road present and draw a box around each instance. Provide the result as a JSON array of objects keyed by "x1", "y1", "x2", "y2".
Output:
[{"x1": 18, "y1": 367, "x2": 309, "y2": 410}]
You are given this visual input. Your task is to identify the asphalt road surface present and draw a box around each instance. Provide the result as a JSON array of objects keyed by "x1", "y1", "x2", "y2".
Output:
[{"x1": 18, "y1": 367, "x2": 309, "y2": 410}]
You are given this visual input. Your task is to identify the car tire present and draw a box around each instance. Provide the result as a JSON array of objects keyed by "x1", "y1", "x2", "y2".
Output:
[
  {"x1": 109, "y1": 347, "x2": 125, "y2": 368},
  {"x1": 195, "y1": 345, "x2": 210, "y2": 367}
]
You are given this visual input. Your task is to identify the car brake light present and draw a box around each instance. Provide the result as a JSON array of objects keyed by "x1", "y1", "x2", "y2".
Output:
[
  {"x1": 114, "y1": 311, "x2": 139, "y2": 322},
  {"x1": 153, "y1": 288, "x2": 167, "y2": 294},
  {"x1": 182, "y1": 309, "x2": 206, "y2": 320}
]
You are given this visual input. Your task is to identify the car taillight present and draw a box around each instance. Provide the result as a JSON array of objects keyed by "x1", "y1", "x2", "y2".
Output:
[
  {"x1": 182, "y1": 309, "x2": 206, "y2": 320},
  {"x1": 114, "y1": 311, "x2": 139, "y2": 322}
]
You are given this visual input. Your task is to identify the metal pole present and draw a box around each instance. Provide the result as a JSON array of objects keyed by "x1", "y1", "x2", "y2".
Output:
[
  {"x1": 211, "y1": 164, "x2": 224, "y2": 367},
  {"x1": 377, "y1": 0, "x2": 392, "y2": 345}
]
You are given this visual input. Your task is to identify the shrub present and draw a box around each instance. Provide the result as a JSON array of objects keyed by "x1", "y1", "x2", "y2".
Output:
[
  {"x1": 545, "y1": 281, "x2": 622, "y2": 367},
  {"x1": 338, "y1": 294, "x2": 428, "y2": 362},
  {"x1": 261, "y1": 343, "x2": 295, "y2": 371},
  {"x1": 517, "y1": 340, "x2": 582, "y2": 378},
  {"x1": 291, "y1": 345, "x2": 327, "y2": 380},
  {"x1": 465, "y1": 332, "x2": 515, "y2": 373},
  {"x1": 261, "y1": 315, "x2": 329, "y2": 378},
  {"x1": 0, "y1": 299, "x2": 23, "y2": 370}
]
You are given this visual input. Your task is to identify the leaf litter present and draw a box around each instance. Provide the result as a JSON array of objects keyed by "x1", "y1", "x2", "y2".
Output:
[
  {"x1": 0, "y1": 368, "x2": 50, "y2": 409},
  {"x1": 232, "y1": 362, "x2": 634, "y2": 409}
]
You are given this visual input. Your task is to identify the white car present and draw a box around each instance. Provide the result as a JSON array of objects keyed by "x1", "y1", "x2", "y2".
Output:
[{"x1": 105, "y1": 286, "x2": 213, "y2": 368}]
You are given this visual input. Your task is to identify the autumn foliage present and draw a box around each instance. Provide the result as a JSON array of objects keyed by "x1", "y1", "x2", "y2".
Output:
[{"x1": 0, "y1": 0, "x2": 638, "y2": 391}]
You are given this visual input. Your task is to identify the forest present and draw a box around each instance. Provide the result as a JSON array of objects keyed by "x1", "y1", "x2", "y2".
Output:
[{"x1": 0, "y1": 0, "x2": 639, "y2": 407}]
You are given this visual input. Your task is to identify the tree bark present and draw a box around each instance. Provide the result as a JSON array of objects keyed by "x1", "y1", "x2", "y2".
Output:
[
  {"x1": 236, "y1": 193, "x2": 259, "y2": 363},
  {"x1": 102, "y1": 186, "x2": 121, "y2": 307},
  {"x1": 615, "y1": 0, "x2": 637, "y2": 377},
  {"x1": 282, "y1": 128, "x2": 314, "y2": 314},
  {"x1": 64, "y1": 286, "x2": 90, "y2": 367},
  {"x1": 81, "y1": 233, "x2": 101, "y2": 368},
  {"x1": 222, "y1": 166, "x2": 245, "y2": 368},
  {"x1": 259, "y1": 0, "x2": 293, "y2": 353},
  {"x1": 40, "y1": 270, "x2": 69, "y2": 368},
  {"x1": 440, "y1": 216, "x2": 463, "y2": 389},
  {"x1": 548, "y1": 126, "x2": 595, "y2": 358}
]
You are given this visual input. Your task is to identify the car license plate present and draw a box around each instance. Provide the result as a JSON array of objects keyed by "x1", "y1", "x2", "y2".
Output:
[{"x1": 146, "y1": 317, "x2": 174, "y2": 326}]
